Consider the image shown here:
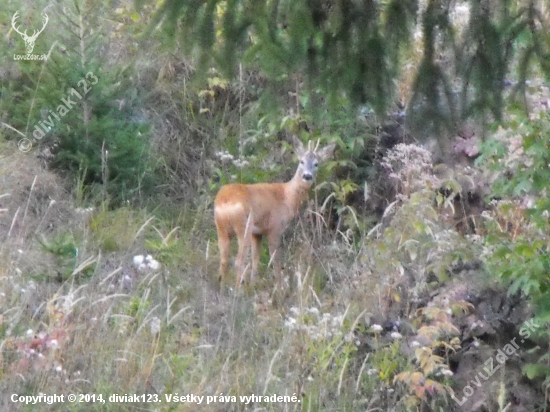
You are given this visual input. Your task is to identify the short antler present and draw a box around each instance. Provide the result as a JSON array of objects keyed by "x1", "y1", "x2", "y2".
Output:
[{"x1": 313, "y1": 139, "x2": 320, "y2": 153}]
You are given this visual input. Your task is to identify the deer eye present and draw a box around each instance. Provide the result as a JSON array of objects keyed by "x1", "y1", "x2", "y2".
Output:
[
  {"x1": 314, "y1": 162, "x2": 318, "y2": 167},
  {"x1": 300, "y1": 161, "x2": 304, "y2": 165}
]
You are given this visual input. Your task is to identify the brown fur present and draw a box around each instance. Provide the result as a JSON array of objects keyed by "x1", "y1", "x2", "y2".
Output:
[{"x1": 214, "y1": 139, "x2": 336, "y2": 287}]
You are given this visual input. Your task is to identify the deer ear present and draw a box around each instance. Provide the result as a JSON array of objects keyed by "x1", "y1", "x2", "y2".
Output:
[
  {"x1": 292, "y1": 135, "x2": 306, "y2": 157},
  {"x1": 317, "y1": 142, "x2": 336, "y2": 161}
]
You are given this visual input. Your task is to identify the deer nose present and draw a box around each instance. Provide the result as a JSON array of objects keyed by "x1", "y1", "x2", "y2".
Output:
[{"x1": 303, "y1": 173, "x2": 313, "y2": 181}]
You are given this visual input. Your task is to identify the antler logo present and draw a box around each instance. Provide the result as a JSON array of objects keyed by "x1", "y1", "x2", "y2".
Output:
[{"x1": 12, "y1": 11, "x2": 49, "y2": 54}]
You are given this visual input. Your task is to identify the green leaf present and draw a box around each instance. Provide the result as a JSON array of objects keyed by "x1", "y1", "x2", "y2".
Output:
[{"x1": 523, "y1": 363, "x2": 547, "y2": 379}]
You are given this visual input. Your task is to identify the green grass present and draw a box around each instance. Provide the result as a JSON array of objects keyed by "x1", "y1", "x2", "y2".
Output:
[{"x1": 0, "y1": 131, "x2": 538, "y2": 412}]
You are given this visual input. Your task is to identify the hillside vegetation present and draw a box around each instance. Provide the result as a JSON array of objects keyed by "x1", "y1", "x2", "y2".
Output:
[{"x1": 1, "y1": 0, "x2": 550, "y2": 411}]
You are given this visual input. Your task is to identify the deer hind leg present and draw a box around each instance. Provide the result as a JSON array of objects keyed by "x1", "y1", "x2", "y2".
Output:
[{"x1": 216, "y1": 221, "x2": 230, "y2": 283}]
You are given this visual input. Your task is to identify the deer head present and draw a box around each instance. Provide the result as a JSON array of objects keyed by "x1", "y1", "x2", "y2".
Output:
[{"x1": 12, "y1": 11, "x2": 49, "y2": 54}]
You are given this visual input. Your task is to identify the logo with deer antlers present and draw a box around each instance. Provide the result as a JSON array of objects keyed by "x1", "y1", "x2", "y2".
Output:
[{"x1": 12, "y1": 11, "x2": 49, "y2": 55}]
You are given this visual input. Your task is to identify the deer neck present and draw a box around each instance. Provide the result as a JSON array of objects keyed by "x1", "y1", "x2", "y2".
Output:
[{"x1": 285, "y1": 174, "x2": 312, "y2": 213}]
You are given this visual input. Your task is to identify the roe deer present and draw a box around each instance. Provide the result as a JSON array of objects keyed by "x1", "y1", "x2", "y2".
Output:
[{"x1": 214, "y1": 138, "x2": 336, "y2": 287}]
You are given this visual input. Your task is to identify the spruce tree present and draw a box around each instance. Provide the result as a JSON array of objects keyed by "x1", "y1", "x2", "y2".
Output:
[
  {"x1": 33, "y1": 0, "x2": 156, "y2": 205},
  {"x1": 142, "y1": 0, "x2": 550, "y2": 132}
]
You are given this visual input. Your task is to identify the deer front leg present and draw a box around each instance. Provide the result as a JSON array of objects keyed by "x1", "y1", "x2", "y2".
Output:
[{"x1": 267, "y1": 231, "x2": 283, "y2": 283}]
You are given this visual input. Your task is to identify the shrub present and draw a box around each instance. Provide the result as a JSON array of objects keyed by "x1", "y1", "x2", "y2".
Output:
[{"x1": 479, "y1": 110, "x2": 550, "y2": 386}]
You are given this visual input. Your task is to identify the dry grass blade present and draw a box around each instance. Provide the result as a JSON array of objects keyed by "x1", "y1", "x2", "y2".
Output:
[
  {"x1": 70, "y1": 254, "x2": 98, "y2": 277},
  {"x1": 355, "y1": 354, "x2": 370, "y2": 394},
  {"x1": 93, "y1": 294, "x2": 128, "y2": 304},
  {"x1": 262, "y1": 348, "x2": 282, "y2": 395},
  {"x1": 0, "y1": 123, "x2": 26, "y2": 138},
  {"x1": 7, "y1": 206, "x2": 20, "y2": 238},
  {"x1": 99, "y1": 267, "x2": 123, "y2": 286},
  {"x1": 21, "y1": 175, "x2": 37, "y2": 233},
  {"x1": 135, "y1": 304, "x2": 160, "y2": 335},
  {"x1": 134, "y1": 215, "x2": 156, "y2": 242},
  {"x1": 167, "y1": 306, "x2": 190, "y2": 325}
]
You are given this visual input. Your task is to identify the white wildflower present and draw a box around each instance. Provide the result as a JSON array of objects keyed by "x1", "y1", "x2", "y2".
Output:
[
  {"x1": 150, "y1": 317, "x2": 161, "y2": 335},
  {"x1": 307, "y1": 307, "x2": 320, "y2": 316},
  {"x1": 289, "y1": 307, "x2": 300, "y2": 316},
  {"x1": 133, "y1": 255, "x2": 144, "y2": 266},
  {"x1": 148, "y1": 259, "x2": 161, "y2": 270},
  {"x1": 371, "y1": 324, "x2": 383, "y2": 332},
  {"x1": 284, "y1": 318, "x2": 297, "y2": 328},
  {"x1": 390, "y1": 332, "x2": 402, "y2": 340}
]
